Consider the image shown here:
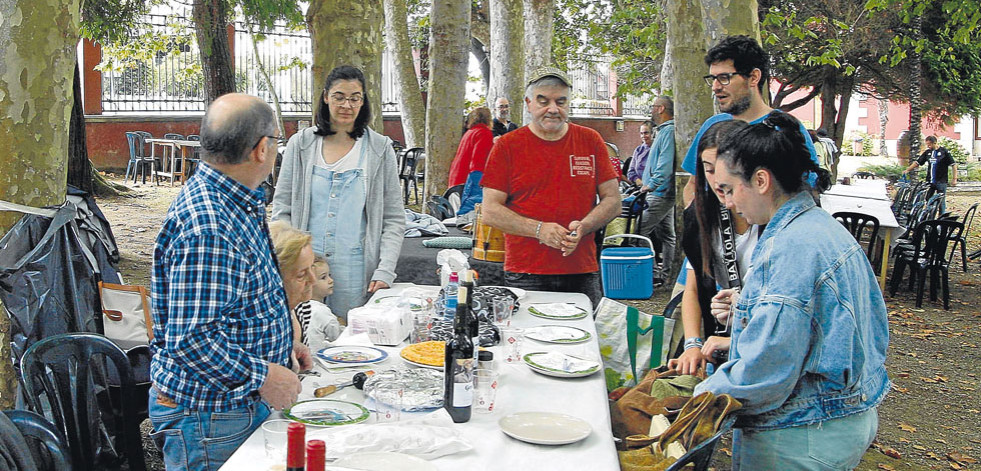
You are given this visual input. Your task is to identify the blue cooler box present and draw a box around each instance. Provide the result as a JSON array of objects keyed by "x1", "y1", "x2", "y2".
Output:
[{"x1": 601, "y1": 234, "x2": 654, "y2": 299}]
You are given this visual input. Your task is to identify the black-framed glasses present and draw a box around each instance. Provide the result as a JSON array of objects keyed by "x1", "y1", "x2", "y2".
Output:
[
  {"x1": 497, "y1": 104, "x2": 510, "y2": 109},
  {"x1": 703, "y1": 72, "x2": 748, "y2": 86},
  {"x1": 252, "y1": 135, "x2": 281, "y2": 150}
]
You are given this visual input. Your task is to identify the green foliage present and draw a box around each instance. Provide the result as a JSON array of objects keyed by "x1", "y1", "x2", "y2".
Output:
[
  {"x1": 937, "y1": 136, "x2": 969, "y2": 164},
  {"x1": 79, "y1": 0, "x2": 149, "y2": 43},
  {"x1": 962, "y1": 162, "x2": 981, "y2": 182},
  {"x1": 858, "y1": 162, "x2": 907, "y2": 182},
  {"x1": 554, "y1": 0, "x2": 664, "y2": 98},
  {"x1": 847, "y1": 131, "x2": 880, "y2": 157}
]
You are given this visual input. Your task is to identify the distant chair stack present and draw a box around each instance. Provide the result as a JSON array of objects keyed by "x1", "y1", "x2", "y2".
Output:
[{"x1": 124, "y1": 131, "x2": 159, "y2": 185}]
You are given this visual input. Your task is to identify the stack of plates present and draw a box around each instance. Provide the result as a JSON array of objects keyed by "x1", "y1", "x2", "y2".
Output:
[{"x1": 522, "y1": 352, "x2": 600, "y2": 378}]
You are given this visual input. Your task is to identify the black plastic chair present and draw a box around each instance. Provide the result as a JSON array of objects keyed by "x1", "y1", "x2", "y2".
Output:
[
  {"x1": 889, "y1": 219, "x2": 964, "y2": 310},
  {"x1": 399, "y1": 147, "x2": 425, "y2": 204},
  {"x1": 3, "y1": 409, "x2": 73, "y2": 470},
  {"x1": 665, "y1": 414, "x2": 738, "y2": 471},
  {"x1": 185, "y1": 134, "x2": 202, "y2": 179},
  {"x1": 21, "y1": 333, "x2": 147, "y2": 471},
  {"x1": 833, "y1": 211, "x2": 880, "y2": 260},
  {"x1": 949, "y1": 202, "x2": 977, "y2": 272},
  {"x1": 852, "y1": 171, "x2": 875, "y2": 179}
]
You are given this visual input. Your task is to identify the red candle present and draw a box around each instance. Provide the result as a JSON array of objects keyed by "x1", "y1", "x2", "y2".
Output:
[
  {"x1": 286, "y1": 422, "x2": 305, "y2": 471},
  {"x1": 306, "y1": 440, "x2": 326, "y2": 471}
]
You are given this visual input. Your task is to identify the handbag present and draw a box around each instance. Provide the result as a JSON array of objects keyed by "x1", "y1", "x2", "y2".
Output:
[{"x1": 98, "y1": 282, "x2": 154, "y2": 349}]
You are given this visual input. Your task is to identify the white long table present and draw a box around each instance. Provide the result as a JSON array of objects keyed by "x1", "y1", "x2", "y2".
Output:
[
  {"x1": 820, "y1": 193, "x2": 902, "y2": 290},
  {"x1": 825, "y1": 179, "x2": 891, "y2": 201},
  {"x1": 219, "y1": 284, "x2": 619, "y2": 471}
]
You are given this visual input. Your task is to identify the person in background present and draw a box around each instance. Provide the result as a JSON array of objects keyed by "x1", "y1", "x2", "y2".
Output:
[
  {"x1": 638, "y1": 96, "x2": 677, "y2": 285},
  {"x1": 696, "y1": 112, "x2": 888, "y2": 468},
  {"x1": 449, "y1": 107, "x2": 494, "y2": 224},
  {"x1": 681, "y1": 35, "x2": 819, "y2": 206},
  {"x1": 904, "y1": 135, "x2": 957, "y2": 213},
  {"x1": 669, "y1": 120, "x2": 756, "y2": 375},
  {"x1": 149, "y1": 93, "x2": 307, "y2": 471},
  {"x1": 492, "y1": 97, "x2": 519, "y2": 138},
  {"x1": 481, "y1": 66, "x2": 620, "y2": 308},
  {"x1": 627, "y1": 121, "x2": 654, "y2": 187},
  {"x1": 312, "y1": 255, "x2": 335, "y2": 302},
  {"x1": 808, "y1": 129, "x2": 834, "y2": 173},
  {"x1": 269, "y1": 220, "x2": 343, "y2": 354},
  {"x1": 273, "y1": 65, "x2": 405, "y2": 321}
]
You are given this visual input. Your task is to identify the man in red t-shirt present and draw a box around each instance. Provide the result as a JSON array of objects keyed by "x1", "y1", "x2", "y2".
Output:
[{"x1": 481, "y1": 67, "x2": 621, "y2": 308}]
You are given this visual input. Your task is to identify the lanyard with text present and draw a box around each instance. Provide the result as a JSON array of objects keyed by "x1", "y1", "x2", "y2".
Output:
[{"x1": 716, "y1": 207, "x2": 741, "y2": 336}]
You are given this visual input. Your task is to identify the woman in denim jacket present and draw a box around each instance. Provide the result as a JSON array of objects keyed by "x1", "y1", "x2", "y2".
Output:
[{"x1": 695, "y1": 112, "x2": 890, "y2": 469}]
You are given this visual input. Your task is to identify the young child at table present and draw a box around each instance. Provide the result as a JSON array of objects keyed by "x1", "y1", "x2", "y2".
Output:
[{"x1": 298, "y1": 255, "x2": 344, "y2": 352}]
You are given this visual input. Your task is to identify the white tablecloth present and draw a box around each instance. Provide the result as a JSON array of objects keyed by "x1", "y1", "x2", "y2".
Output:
[
  {"x1": 219, "y1": 283, "x2": 619, "y2": 471},
  {"x1": 825, "y1": 179, "x2": 891, "y2": 201}
]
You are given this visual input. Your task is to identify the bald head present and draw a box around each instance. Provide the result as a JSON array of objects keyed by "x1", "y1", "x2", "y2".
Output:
[
  {"x1": 200, "y1": 93, "x2": 276, "y2": 165},
  {"x1": 654, "y1": 96, "x2": 674, "y2": 118}
]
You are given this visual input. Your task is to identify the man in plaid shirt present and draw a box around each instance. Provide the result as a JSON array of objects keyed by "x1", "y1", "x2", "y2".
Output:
[{"x1": 148, "y1": 93, "x2": 310, "y2": 470}]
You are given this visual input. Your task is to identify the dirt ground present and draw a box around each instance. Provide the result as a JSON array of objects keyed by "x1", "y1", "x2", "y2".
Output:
[{"x1": 98, "y1": 174, "x2": 980, "y2": 470}]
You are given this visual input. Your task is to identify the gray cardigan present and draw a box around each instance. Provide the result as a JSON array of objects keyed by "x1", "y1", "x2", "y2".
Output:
[{"x1": 271, "y1": 127, "x2": 405, "y2": 288}]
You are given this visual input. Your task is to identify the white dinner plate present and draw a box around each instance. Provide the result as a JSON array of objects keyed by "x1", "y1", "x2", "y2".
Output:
[
  {"x1": 400, "y1": 356, "x2": 444, "y2": 370},
  {"x1": 333, "y1": 451, "x2": 437, "y2": 471},
  {"x1": 283, "y1": 399, "x2": 370, "y2": 426},
  {"x1": 523, "y1": 325, "x2": 592, "y2": 344},
  {"x1": 499, "y1": 411, "x2": 592, "y2": 445},
  {"x1": 523, "y1": 352, "x2": 600, "y2": 378},
  {"x1": 527, "y1": 303, "x2": 588, "y2": 320},
  {"x1": 317, "y1": 346, "x2": 388, "y2": 365},
  {"x1": 483, "y1": 286, "x2": 527, "y2": 299}
]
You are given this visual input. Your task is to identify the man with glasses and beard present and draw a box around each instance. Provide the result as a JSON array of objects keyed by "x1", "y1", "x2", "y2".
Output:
[
  {"x1": 492, "y1": 97, "x2": 519, "y2": 139},
  {"x1": 680, "y1": 35, "x2": 819, "y2": 206},
  {"x1": 481, "y1": 67, "x2": 620, "y2": 308}
]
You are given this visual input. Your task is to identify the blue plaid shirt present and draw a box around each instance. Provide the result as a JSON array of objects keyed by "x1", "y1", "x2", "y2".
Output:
[{"x1": 150, "y1": 163, "x2": 292, "y2": 412}]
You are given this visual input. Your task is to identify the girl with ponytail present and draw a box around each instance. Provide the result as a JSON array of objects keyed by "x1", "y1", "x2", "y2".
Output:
[{"x1": 692, "y1": 111, "x2": 889, "y2": 468}]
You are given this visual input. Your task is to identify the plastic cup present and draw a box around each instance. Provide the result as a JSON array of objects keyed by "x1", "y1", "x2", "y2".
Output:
[
  {"x1": 373, "y1": 387, "x2": 402, "y2": 423},
  {"x1": 261, "y1": 419, "x2": 293, "y2": 463},
  {"x1": 492, "y1": 298, "x2": 514, "y2": 327},
  {"x1": 473, "y1": 368, "x2": 500, "y2": 413},
  {"x1": 501, "y1": 327, "x2": 523, "y2": 364}
]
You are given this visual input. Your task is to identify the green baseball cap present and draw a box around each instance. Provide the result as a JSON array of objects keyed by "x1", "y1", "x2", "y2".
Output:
[{"x1": 526, "y1": 66, "x2": 571, "y2": 87}]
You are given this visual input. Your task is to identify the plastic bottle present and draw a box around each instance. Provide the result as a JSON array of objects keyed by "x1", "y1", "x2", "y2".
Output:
[{"x1": 444, "y1": 272, "x2": 459, "y2": 321}]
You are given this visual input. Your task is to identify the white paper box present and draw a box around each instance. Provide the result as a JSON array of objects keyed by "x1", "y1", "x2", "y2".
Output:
[{"x1": 346, "y1": 305, "x2": 413, "y2": 346}]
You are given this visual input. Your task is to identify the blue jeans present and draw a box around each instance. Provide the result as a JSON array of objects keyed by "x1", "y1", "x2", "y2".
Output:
[
  {"x1": 149, "y1": 387, "x2": 270, "y2": 471},
  {"x1": 732, "y1": 407, "x2": 878, "y2": 470},
  {"x1": 504, "y1": 271, "x2": 602, "y2": 311}
]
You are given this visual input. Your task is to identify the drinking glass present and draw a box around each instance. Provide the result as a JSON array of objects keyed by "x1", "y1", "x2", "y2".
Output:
[
  {"x1": 473, "y1": 369, "x2": 500, "y2": 413},
  {"x1": 501, "y1": 327, "x2": 523, "y2": 364},
  {"x1": 261, "y1": 419, "x2": 293, "y2": 463},
  {"x1": 492, "y1": 298, "x2": 515, "y2": 327}
]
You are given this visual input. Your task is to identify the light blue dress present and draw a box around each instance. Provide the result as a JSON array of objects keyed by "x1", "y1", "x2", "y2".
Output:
[{"x1": 308, "y1": 144, "x2": 368, "y2": 320}]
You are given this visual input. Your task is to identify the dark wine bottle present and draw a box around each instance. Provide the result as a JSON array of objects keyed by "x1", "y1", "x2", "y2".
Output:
[
  {"x1": 286, "y1": 422, "x2": 305, "y2": 471},
  {"x1": 443, "y1": 287, "x2": 474, "y2": 423},
  {"x1": 461, "y1": 271, "x2": 479, "y2": 353}
]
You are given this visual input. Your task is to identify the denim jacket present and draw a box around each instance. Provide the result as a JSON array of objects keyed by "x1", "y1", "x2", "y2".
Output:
[{"x1": 694, "y1": 191, "x2": 890, "y2": 431}]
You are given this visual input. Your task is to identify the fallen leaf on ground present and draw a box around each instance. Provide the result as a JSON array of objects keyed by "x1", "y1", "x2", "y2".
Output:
[
  {"x1": 898, "y1": 372, "x2": 911, "y2": 378},
  {"x1": 882, "y1": 446, "x2": 903, "y2": 459},
  {"x1": 893, "y1": 386, "x2": 909, "y2": 393},
  {"x1": 720, "y1": 447, "x2": 731, "y2": 457},
  {"x1": 877, "y1": 465, "x2": 895, "y2": 470},
  {"x1": 914, "y1": 445, "x2": 927, "y2": 451},
  {"x1": 947, "y1": 452, "x2": 977, "y2": 465},
  {"x1": 899, "y1": 423, "x2": 917, "y2": 432}
]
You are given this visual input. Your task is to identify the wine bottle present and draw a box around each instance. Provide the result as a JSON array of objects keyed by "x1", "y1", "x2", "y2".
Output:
[
  {"x1": 306, "y1": 440, "x2": 325, "y2": 471},
  {"x1": 443, "y1": 287, "x2": 474, "y2": 423},
  {"x1": 461, "y1": 271, "x2": 479, "y2": 354},
  {"x1": 286, "y1": 422, "x2": 305, "y2": 471}
]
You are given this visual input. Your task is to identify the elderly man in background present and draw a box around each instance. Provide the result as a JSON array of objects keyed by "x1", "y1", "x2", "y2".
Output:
[
  {"x1": 492, "y1": 97, "x2": 519, "y2": 138},
  {"x1": 481, "y1": 67, "x2": 620, "y2": 308},
  {"x1": 149, "y1": 93, "x2": 310, "y2": 471}
]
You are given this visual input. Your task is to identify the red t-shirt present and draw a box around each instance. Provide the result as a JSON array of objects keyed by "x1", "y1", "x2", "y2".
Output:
[
  {"x1": 448, "y1": 124, "x2": 493, "y2": 187},
  {"x1": 481, "y1": 124, "x2": 617, "y2": 274}
]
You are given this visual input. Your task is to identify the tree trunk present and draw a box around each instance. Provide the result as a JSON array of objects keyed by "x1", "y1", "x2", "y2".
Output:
[
  {"x1": 68, "y1": 62, "x2": 92, "y2": 194},
  {"x1": 878, "y1": 98, "x2": 889, "y2": 156},
  {"x1": 307, "y1": 0, "x2": 385, "y2": 133},
  {"x1": 0, "y1": 0, "x2": 80, "y2": 409},
  {"x1": 192, "y1": 0, "x2": 235, "y2": 104},
  {"x1": 522, "y1": 0, "x2": 554, "y2": 123},
  {"x1": 908, "y1": 15, "x2": 923, "y2": 158},
  {"x1": 424, "y1": 0, "x2": 470, "y2": 205},
  {"x1": 665, "y1": 0, "x2": 714, "y2": 283},
  {"x1": 489, "y1": 0, "x2": 524, "y2": 125},
  {"x1": 660, "y1": 32, "x2": 673, "y2": 95},
  {"x1": 471, "y1": 37, "x2": 490, "y2": 95},
  {"x1": 698, "y1": 0, "x2": 762, "y2": 103},
  {"x1": 384, "y1": 0, "x2": 426, "y2": 148}
]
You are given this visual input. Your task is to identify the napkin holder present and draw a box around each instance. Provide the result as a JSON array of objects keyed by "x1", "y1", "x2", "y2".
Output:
[{"x1": 346, "y1": 305, "x2": 412, "y2": 346}]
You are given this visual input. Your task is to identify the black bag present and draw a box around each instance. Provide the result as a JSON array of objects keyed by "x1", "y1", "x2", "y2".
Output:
[{"x1": 427, "y1": 195, "x2": 455, "y2": 220}]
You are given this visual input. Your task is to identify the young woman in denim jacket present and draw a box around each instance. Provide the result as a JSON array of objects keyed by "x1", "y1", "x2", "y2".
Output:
[{"x1": 695, "y1": 112, "x2": 890, "y2": 469}]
